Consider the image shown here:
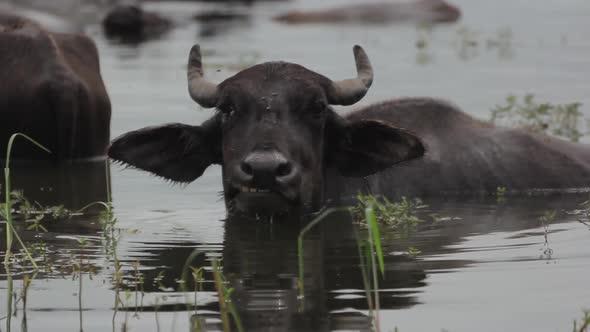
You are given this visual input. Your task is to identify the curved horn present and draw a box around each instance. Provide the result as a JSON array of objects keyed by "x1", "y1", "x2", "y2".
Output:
[
  {"x1": 327, "y1": 45, "x2": 374, "y2": 106},
  {"x1": 187, "y1": 44, "x2": 219, "y2": 108}
]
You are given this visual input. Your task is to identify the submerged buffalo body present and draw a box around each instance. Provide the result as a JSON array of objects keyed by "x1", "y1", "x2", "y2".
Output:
[
  {"x1": 0, "y1": 11, "x2": 111, "y2": 160},
  {"x1": 274, "y1": 0, "x2": 461, "y2": 25},
  {"x1": 109, "y1": 45, "x2": 590, "y2": 216},
  {"x1": 102, "y1": 5, "x2": 172, "y2": 41},
  {"x1": 327, "y1": 99, "x2": 590, "y2": 201}
]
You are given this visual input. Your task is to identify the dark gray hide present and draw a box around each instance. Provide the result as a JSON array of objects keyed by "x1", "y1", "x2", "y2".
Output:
[
  {"x1": 326, "y1": 98, "x2": 590, "y2": 202},
  {"x1": 109, "y1": 44, "x2": 424, "y2": 216},
  {"x1": 109, "y1": 44, "x2": 590, "y2": 217},
  {"x1": 273, "y1": 0, "x2": 461, "y2": 25}
]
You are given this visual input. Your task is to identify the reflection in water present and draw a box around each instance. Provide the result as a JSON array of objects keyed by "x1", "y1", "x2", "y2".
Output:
[
  {"x1": 2, "y1": 161, "x2": 110, "y2": 211},
  {"x1": 99, "y1": 194, "x2": 587, "y2": 331},
  {"x1": 1, "y1": 194, "x2": 589, "y2": 330}
]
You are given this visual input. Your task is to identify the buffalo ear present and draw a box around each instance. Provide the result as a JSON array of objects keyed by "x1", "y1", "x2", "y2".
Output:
[
  {"x1": 108, "y1": 121, "x2": 221, "y2": 183},
  {"x1": 327, "y1": 119, "x2": 425, "y2": 177}
]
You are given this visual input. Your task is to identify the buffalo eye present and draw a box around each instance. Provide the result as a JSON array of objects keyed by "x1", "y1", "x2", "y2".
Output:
[
  {"x1": 309, "y1": 100, "x2": 327, "y2": 120},
  {"x1": 218, "y1": 102, "x2": 236, "y2": 121}
]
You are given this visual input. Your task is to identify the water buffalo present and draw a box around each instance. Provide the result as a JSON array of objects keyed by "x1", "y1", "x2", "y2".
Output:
[
  {"x1": 273, "y1": 0, "x2": 461, "y2": 25},
  {"x1": 102, "y1": 5, "x2": 172, "y2": 41},
  {"x1": 109, "y1": 44, "x2": 590, "y2": 217},
  {"x1": 0, "y1": 11, "x2": 111, "y2": 160}
]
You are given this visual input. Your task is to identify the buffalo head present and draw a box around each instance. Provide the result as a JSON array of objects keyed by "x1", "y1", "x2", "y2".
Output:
[
  {"x1": 109, "y1": 45, "x2": 424, "y2": 216},
  {"x1": 102, "y1": 5, "x2": 171, "y2": 41}
]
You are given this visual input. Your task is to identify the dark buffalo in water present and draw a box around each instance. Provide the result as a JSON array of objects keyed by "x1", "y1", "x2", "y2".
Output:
[
  {"x1": 102, "y1": 5, "x2": 172, "y2": 41},
  {"x1": 274, "y1": 0, "x2": 461, "y2": 25},
  {"x1": 109, "y1": 44, "x2": 590, "y2": 217},
  {"x1": 0, "y1": 11, "x2": 111, "y2": 160}
]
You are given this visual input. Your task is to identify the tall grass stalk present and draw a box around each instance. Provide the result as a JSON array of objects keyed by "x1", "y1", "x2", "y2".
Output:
[
  {"x1": 5, "y1": 265, "x2": 13, "y2": 332},
  {"x1": 180, "y1": 249, "x2": 205, "y2": 331},
  {"x1": 2, "y1": 134, "x2": 49, "y2": 332},
  {"x1": 78, "y1": 272, "x2": 83, "y2": 332},
  {"x1": 3, "y1": 133, "x2": 50, "y2": 267},
  {"x1": 364, "y1": 206, "x2": 382, "y2": 332},
  {"x1": 573, "y1": 309, "x2": 590, "y2": 332},
  {"x1": 353, "y1": 227, "x2": 374, "y2": 314},
  {"x1": 212, "y1": 259, "x2": 230, "y2": 332},
  {"x1": 211, "y1": 259, "x2": 244, "y2": 332}
]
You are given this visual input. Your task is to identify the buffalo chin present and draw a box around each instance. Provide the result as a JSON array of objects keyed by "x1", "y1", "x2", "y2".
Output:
[{"x1": 233, "y1": 192, "x2": 295, "y2": 217}]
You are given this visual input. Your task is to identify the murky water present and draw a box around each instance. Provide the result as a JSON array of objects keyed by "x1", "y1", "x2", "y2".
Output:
[{"x1": 1, "y1": 0, "x2": 590, "y2": 331}]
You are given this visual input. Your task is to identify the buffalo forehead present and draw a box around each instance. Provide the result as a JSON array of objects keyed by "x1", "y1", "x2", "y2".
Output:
[{"x1": 219, "y1": 62, "x2": 331, "y2": 100}]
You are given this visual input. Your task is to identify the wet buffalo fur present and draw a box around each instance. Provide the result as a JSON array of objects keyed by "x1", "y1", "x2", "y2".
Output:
[
  {"x1": 109, "y1": 58, "x2": 590, "y2": 215},
  {"x1": 327, "y1": 98, "x2": 590, "y2": 202},
  {"x1": 0, "y1": 11, "x2": 111, "y2": 160}
]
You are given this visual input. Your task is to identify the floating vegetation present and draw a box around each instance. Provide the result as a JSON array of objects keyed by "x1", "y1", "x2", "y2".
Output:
[
  {"x1": 2, "y1": 133, "x2": 51, "y2": 269},
  {"x1": 1, "y1": 133, "x2": 119, "y2": 332},
  {"x1": 496, "y1": 186, "x2": 507, "y2": 204},
  {"x1": 405, "y1": 246, "x2": 422, "y2": 258},
  {"x1": 491, "y1": 94, "x2": 585, "y2": 142},
  {"x1": 573, "y1": 309, "x2": 590, "y2": 332},
  {"x1": 352, "y1": 194, "x2": 426, "y2": 230},
  {"x1": 0, "y1": 190, "x2": 75, "y2": 232},
  {"x1": 567, "y1": 198, "x2": 590, "y2": 230},
  {"x1": 297, "y1": 195, "x2": 424, "y2": 332}
]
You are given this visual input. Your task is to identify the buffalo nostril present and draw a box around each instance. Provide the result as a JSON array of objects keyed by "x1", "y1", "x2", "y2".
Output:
[
  {"x1": 241, "y1": 161, "x2": 253, "y2": 175},
  {"x1": 276, "y1": 162, "x2": 292, "y2": 177}
]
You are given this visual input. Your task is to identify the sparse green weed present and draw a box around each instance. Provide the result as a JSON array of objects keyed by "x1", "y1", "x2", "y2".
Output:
[
  {"x1": 491, "y1": 94, "x2": 584, "y2": 142},
  {"x1": 496, "y1": 186, "x2": 507, "y2": 203},
  {"x1": 567, "y1": 199, "x2": 590, "y2": 229},
  {"x1": 211, "y1": 259, "x2": 244, "y2": 332},
  {"x1": 406, "y1": 246, "x2": 422, "y2": 258},
  {"x1": 352, "y1": 194, "x2": 426, "y2": 230},
  {"x1": 573, "y1": 309, "x2": 590, "y2": 332}
]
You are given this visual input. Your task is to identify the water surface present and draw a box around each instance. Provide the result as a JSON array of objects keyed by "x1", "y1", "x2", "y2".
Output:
[{"x1": 1, "y1": 0, "x2": 590, "y2": 331}]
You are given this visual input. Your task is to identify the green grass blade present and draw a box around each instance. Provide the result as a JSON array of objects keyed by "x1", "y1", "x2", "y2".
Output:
[
  {"x1": 5, "y1": 133, "x2": 51, "y2": 168},
  {"x1": 365, "y1": 206, "x2": 385, "y2": 277},
  {"x1": 4, "y1": 133, "x2": 50, "y2": 267}
]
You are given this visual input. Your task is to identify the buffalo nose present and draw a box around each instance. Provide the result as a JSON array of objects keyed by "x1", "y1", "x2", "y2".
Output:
[{"x1": 240, "y1": 151, "x2": 296, "y2": 187}]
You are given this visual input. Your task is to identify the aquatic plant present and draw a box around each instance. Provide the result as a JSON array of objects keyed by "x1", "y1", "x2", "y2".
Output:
[
  {"x1": 211, "y1": 259, "x2": 244, "y2": 332},
  {"x1": 2, "y1": 133, "x2": 50, "y2": 268},
  {"x1": 573, "y1": 309, "x2": 590, "y2": 332},
  {"x1": 132, "y1": 260, "x2": 145, "y2": 317},
  {"x1": 355, "y1": 205, "x2": 384, "y2": 332},
  {"x1": 567, "y1": 198, "x2": 590, "y2": 229},
  {"x1": 496, "y1": 186, "x2": 507, "y2": 203},
  {"x1": 405, "y1": 246, "x2": 422, "y2": 258},
  {"x1": 180, "y1": 250, "x2": 205, "y2": 331},
  {"x1": 491, "y1": 94, "x2": 584, "y2": 142},
  {"x1": 352, "y1": 194, "x2": 426, "y2": 229},
  {"x1": 297, "y1": 201, "x2": 390, "y2": 332}
]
